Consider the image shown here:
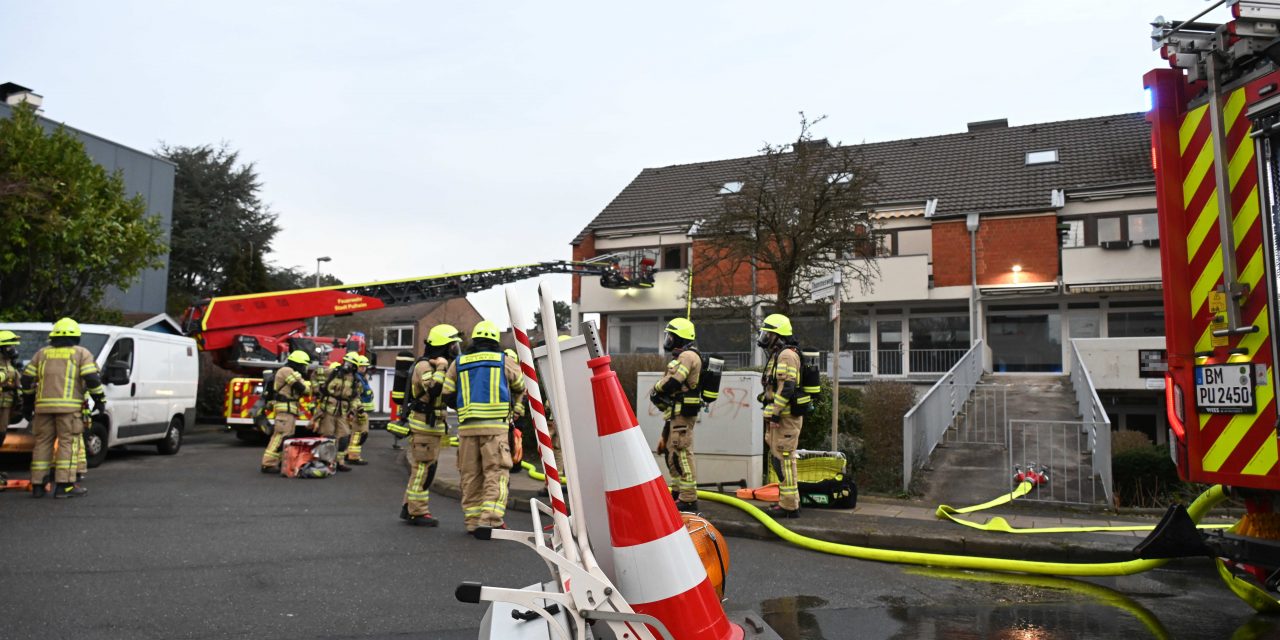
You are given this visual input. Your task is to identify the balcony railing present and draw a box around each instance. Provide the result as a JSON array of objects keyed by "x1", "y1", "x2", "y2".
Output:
[{"x1": 701, "y1": 347, "x2": 968, "y2": 377}]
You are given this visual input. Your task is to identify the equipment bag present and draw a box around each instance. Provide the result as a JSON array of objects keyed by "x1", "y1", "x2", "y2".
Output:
[
  {"x1": 282, "y1": 436, "x2": 337, "y2": 478},
  {"x1": 799, "y1": 475, "x2": 857, "y2": 509}
]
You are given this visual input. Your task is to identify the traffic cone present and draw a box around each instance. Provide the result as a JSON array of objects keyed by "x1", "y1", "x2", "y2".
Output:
[{"x1": 589, "y1": 353, "x2": 742, "y2": 640}]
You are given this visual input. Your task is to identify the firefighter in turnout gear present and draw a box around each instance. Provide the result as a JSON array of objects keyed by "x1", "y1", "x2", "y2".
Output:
[
  {"x1": 0, "y1": 330, "x2": 21, "y2": 450},
  {"x1": 759, "y1": 313, "x2": 803, "y2": 518},
  {"x1": 400, "y1": 324, "x2": 462, "y2": 527},
  {"x1": 442, "y1": 320, "x2": 525, "y2": 533},
  {"x1": 21, "y1": 318, "x2": 105, "y2": 499},
  {"x1": 316, "y1": 353, "x2": 361, "y2": 471},
  {"x1": 346, "y1": 354, "x2": 374, "y2": 465},
  {"x1": 651, "y1": 318, "x2": 702, "y2": 512},
  {"x1": 260, "y1": 350, "x2": 312, "y2": 473}
]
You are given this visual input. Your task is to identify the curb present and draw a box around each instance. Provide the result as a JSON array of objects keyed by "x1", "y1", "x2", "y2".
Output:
[{"x1": 430, "y1": 472, "x2": 1140, "y2": 564}]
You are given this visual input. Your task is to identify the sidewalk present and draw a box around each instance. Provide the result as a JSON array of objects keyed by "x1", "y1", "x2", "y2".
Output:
[{"x1": 419, "y1": 444, "x2": 1237, "y2": 564}]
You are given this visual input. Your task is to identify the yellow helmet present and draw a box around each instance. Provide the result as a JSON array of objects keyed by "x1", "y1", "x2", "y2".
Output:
[
  {"x1": 558, "y1": 335, "x2": 572, "y2": 342},
  {"x1": 0, "y1": 330, "x2": 18, "y2": 347},
  {"x1": 760, "y1": 313, "x2": 793, "y2": 337},
  {"x1": 343, "y1": 351, "x2": 362, "y2": 366},
  {"x1": 665, "y1": 318, "x2": 696, "y2": 341},
  {"x1": 50, "y1": 317, "x2": 81, "y2": 338},
  {"x1": 328, "y1": 361, "x2": 340, "y2": 370},
  {"x1": 356, "y1": 354, "x2": 371, "y2": 367},
  {"x1": 504, "y1": 348, "x2": 519, "y2": 363},
  {"x1": 287, "y1": 350, "x2": 311, "y2": 366},
  {"x1": 471, "y1": 320, "x2": 500, "y2": 343},
  {"x1": 427, "y1": 323, "x2": 462, "y2": 347}
]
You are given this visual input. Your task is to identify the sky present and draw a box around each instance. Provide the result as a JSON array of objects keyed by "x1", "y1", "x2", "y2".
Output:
[{"x1": 0, "y1": 0, "x2": 1214, "y2": 328}]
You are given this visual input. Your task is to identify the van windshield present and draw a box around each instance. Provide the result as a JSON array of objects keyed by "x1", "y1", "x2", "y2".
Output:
[{"x1": 8, "y1": 331, "x2": 109, "y2": 363}]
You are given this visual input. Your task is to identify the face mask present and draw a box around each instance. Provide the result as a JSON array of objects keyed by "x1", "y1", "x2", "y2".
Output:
[
  {"x1": 756, "y1": 330, "x2": 773, "y2": 349},
  {"x1": 663, "y1": 333, "x2": 676, "y2": 352}
]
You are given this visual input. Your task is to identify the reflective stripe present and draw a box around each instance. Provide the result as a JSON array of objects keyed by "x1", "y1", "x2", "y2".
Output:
[
  {"x1": 600, "y1": 427, "x2": 661, "y2": 492},
  {"x1": 611, "y1": 527, "x2": 707, "y2": 604}
]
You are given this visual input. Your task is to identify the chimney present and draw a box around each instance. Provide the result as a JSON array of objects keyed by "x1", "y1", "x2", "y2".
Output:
[
  {"x1": 967, "y1": 118, "x2": 1008, "y2": 132},
  {"x1": 792, "y1": 138, "x2": 831, "y2": 153},
  {"x1": 1, "y1": 83, "x2": 44, "y2": 112}
]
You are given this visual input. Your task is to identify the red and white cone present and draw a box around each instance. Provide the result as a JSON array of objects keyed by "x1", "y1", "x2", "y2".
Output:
[{"x1": 589, "y1": 353, "x2": 742, "y2": 640}]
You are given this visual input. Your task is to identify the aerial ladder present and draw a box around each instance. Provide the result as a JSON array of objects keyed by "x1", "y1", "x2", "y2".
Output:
[{"x1": 180, "y1": 257, "x2": 655, "y2": 437}]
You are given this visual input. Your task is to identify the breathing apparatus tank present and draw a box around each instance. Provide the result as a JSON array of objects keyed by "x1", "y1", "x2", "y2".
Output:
[{"x1": 699, "y1": 356, "x2": 724, "y2": 406}]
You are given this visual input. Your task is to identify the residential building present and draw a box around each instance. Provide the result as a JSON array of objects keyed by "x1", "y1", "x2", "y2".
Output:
[
  {"x1": 571, "y1": 113, "x2": 1168, "y2": 442},
  {"x1": 0, "y1": 83, "x2": 175, "y2": 319}
]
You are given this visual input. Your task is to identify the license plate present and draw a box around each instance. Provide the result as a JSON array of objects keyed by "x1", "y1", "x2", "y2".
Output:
[{"x1": 1195, "y1": 364, "x2": 1257, "y2": 414}]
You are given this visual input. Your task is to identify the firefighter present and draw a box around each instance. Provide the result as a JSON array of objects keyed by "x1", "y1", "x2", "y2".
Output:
[
  {"x1": 316, "y1": 353, "x2": 361, "y2": 471},
  {"x1": 758, "y1": 313, "x2": 802, "y2": 518},
  {"x1": 650, "y1": 318, "x2": 702, "y2": 512},
  {"x1": 442, "y1": 320, "x2": 525, "y2": 533},
  {"x1": 259, "y1": 350, "x2": 312, "y2": 473},
  {"x1": 400, "y1": 324, "x2": 462, "y2": 527},
  {"x1": 21, "y1": 318, "x2": 106, "y2": 499},
  {"x1": 346, "y1": 354, "x2": 374, "y2": 466},
  {"x1": 0, "y1": 330, "x2": 21, "y2": 450},
  {"x1": 504, "y1": 349, "x2": 527, "y2": 471}
]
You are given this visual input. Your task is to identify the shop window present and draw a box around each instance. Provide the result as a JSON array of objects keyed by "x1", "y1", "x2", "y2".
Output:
[{"x1": 1108, "y1": 310, "x2": 1165, "y2": 337}]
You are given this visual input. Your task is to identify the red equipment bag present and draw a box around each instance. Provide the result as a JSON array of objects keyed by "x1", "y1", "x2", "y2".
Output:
[{"x1": 282, "y1": 437, "x2": 337, "y2": 478}]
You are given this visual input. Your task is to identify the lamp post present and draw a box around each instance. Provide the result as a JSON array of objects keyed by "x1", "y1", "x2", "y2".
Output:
[{"x1": 313, "y1": 256, "x2": 331, "y2": 336}]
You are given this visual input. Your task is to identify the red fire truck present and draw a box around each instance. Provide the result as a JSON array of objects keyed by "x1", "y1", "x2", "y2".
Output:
[
  {"x1": 1141, "y1": 0, "x2": 1280, "y2": 608},
  {"x1": 182, "y1": 259, "x2": 654, "y2": 440}
]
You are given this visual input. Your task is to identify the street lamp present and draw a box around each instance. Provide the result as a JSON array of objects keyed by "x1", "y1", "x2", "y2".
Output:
[{"x1": 313, "y1": 256, "x2": 331, "y2": 336}]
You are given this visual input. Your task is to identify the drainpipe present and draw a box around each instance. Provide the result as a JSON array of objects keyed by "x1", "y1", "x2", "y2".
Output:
[{"x1": 966, "y1": 213, "x2": 981, "y2": 347}]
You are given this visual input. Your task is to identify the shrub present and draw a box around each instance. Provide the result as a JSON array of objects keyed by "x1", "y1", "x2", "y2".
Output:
[
  {"x1": 856, "y1": 381, "x2": 917, "y2": 493},
  {"x1": 1111, "y1": 430, "x2": 1154, "y2": 455},
  {"x1": 197, "y1": 353, "x2": 236, "y2": 422},
  {"x1": 1112, "y1": 445, "x2": 1182, "y2": 507},
  {"x1": 800, "y1": 377, "x2": 862, "y2": 451},
  {"x1": 611, "y1": 354, "x2": 668, "y2": 409}
]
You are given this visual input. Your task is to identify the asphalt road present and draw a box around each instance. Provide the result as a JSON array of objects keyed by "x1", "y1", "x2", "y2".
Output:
[{"x1": 1, "y1": 427, "x2": 1276, "y2": 639}]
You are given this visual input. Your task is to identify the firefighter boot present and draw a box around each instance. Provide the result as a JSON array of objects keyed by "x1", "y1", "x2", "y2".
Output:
[
  {"x1": 407, "y1": 512, "x2": 439, "y2": 527},
  {"x1": 767, "y1": 505, "x2": 800, "y2": 519},
  {"x1": 400, "y1": 504, "x2": 410, "y2": 520},
  {"x1": 31, "y1": 474, "x2": 49, "y2": 499},
  {"x1": 675, "y1": 500, "x2": 699, "y2": 513},
  {"x1": 54, "y1": 483, "x2": 87, "y2": 499},
  {"x1": 261, "y1": 465, "x2": 280, "y2": 474}
]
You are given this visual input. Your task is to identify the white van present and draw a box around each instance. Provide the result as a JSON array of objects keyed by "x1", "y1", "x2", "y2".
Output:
[{"x1": 0, "y1": 322, "x2": 199, "y2": 467}]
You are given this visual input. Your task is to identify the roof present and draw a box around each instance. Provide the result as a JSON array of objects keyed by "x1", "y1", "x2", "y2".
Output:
[{"x1": 573, "y1": 112, "x2": 1153, "y2": 244}]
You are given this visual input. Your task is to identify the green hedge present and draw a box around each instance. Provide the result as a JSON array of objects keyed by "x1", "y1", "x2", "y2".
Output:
[
  {"x1": 857, "y1": 381, "x2": 917, "y2": 493},
  {"x1": 1112, "y1": 445, "x2": 1182, "y2": 508}
]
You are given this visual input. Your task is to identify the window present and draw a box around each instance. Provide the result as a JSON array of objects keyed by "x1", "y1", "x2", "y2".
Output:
[
  {"x1": 378, "y1": 325, "x2": 414, "y2": 349},
  {"x1": 1026, "y1": 149, "x2": 1059, "y2": 165},
  {"x1": 827, "y1": 171, "x2": 853, "y2": 184},
  {"x1": 896, "y1": 228, "x2": 931, "y2": 257},
  {"x1": 1060, "y1": 219, "x2": 1085, "y2": 248},
  {"x1": 662, "y1": 246, "x2": 684, "y2": 270},
  {"x1": 1097, "y1": 217, "x2": 1123, "y2": 243},
  {"x1": 106, "y1": 338, "x2": 135, "y2": 379},
  {"x1": 1108, "y1": 309, "x2": 1165, "y2": 337},
  {"x1": 1129, "y1": 213, "x2": 1158, "y2": 242},
  {"x1": 607, "y1": 316, "x2": 662, "y2": 354},
  {"x1": 719, "y1": 181, "x2": 743, "y2": 195}
]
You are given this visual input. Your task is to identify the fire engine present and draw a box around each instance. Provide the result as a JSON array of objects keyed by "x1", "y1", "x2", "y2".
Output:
[
  {"x1": 1140, "y1": 0, "x2": 1280, "y2": 607},
  {"x1": 181, "y1": 258, "x2": 655, "y2": 440}
]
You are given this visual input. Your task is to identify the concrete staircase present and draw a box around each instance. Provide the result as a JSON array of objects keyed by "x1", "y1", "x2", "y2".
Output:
[{"x1": 916, "y1": 374, "x2": 1081, "y2": 507}]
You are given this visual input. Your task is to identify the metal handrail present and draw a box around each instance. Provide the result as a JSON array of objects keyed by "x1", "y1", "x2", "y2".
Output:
[
  {"x1": 902, "y1": 339, "x2": 986, "y2": 492},
  {"x1": 1069, "y1": 339, "x2": 1114, "y2": 505}
]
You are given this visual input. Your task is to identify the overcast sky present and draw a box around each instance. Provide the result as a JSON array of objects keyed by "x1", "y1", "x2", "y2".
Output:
[{"x1": 1, "y1": 0, "x2": 1212, "y2": 328}]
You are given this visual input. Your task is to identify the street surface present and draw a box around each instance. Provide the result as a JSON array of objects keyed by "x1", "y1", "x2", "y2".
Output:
[{"x1": 0, "y1": 428, "x2": 1274, "y2": 639}]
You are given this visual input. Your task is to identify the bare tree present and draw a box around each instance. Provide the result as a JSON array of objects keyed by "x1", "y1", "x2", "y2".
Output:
[{"x1": 690, "y1": 113, "x2": 880, "y2": 317}]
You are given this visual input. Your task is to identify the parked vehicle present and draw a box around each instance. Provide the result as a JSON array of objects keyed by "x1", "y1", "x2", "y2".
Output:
[{"x1": 0, "y1": 322, "x2": 198, "y2": 467}]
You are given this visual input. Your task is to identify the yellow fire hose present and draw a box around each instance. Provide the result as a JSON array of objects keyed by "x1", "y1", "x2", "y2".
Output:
[
  {"x1": 505, "y1": 443, "x2": 1275, "y2": 611},
  {"x1": 935, "y1": 481, "x2": 1232, "y2": 534}
]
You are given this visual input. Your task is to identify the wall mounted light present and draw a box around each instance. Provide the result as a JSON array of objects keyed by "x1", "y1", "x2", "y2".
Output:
[{"x1": 1011, "y1": 264, "x2": 1023, "y2": 273}]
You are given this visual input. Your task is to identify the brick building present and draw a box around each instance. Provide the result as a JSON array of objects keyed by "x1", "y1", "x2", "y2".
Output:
[{"x1": 571, "y1": 113, "x2": 1169, "y2": 442}]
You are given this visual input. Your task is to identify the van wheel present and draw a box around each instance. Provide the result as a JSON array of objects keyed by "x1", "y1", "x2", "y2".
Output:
[
  {"x1": 85, "y1": 421, "x2": 109, "y2": 468},
  {"x1": 157, "y1": 416, "x2": 183, "y2": 455}
]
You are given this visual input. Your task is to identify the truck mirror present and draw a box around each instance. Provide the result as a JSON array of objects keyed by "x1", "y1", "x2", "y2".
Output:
[{"x1": 104, "y1": 361, "x2": 130, "y2": 385}]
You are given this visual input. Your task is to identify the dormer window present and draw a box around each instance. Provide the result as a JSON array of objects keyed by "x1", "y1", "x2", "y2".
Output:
[
  {"x1": 827, "y1": 171, "x2": 853, "y2": 185},
  {"x1": 719, "y1": 181, "x2": 744, "y2": 195},
  {"x1": 1025, "y1": 149, "x2": 1059, "y2": 165}
]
